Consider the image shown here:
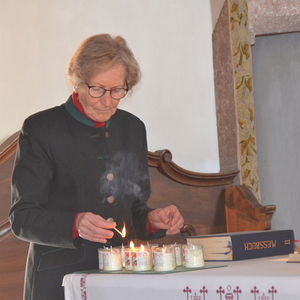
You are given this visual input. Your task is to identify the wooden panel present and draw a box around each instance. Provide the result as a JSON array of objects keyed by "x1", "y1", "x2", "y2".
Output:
[
  {"x1": 0, "y1": 155, "x2": 15, "y2": 225},
  {"x1": 0, "y1": 233, "x2": 28, "y2": 299},
  {"x1": 225, "y1": 185, "x2": 276, "y2": 232},
  {"x1": 148, "y1": 167, "x2": 227, "y2": 235}
]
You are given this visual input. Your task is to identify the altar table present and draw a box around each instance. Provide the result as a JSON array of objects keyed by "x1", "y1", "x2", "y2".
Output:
[{"x1": 63, "y1": 255, "x2": 300, "y2": 300}]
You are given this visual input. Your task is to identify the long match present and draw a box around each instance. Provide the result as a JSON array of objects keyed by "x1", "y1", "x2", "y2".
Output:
[{"x1": 114, "y1": 227, "x2": 125, "y2": 238}]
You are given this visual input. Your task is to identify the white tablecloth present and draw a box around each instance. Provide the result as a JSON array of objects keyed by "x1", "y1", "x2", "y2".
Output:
[{"x1": 63, "y1": 255, "x2": 300, "y2": 300}]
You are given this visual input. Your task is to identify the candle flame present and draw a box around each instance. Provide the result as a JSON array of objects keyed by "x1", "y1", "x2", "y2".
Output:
[
  {"x1": 121, "y1": 224, "x2": 126, "y2": 238},
  {"x1": 130, "y1": 241, "x2": 135, "y2": 249},
  {"x1": 141, "y1": 244, "x2": 144, "y2": 251}
]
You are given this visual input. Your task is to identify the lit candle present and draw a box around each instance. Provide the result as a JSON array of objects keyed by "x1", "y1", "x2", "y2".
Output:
[
  {"x1": 102, "y1": 248, "x2": 123, "y2": 271},
  {"x1": 132, "y1": 244, "x2": 152, "y2": 271},
  {"x1": 124, "y1": 242, "x2": 135, "y2": 271},
  {"x1": 184, "y1": 244, "x2": 204, "y2": 268},
  {"x1": 124, "y1": 248, "x2": 133, "y2": 271},
  {"x1": 153, "y1": 246, "x2": 175, "y2": 272}
]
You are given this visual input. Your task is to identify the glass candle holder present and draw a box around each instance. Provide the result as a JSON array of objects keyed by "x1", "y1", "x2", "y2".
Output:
[
  {"x1": 162, "y1": 244, "x2": 177, "y2": 268},
  {"x1": 153, "y1": 246, "x2": 175, "y2": 272},
  {"x1": 174, "y1": 244, "x2": 183, "y2": 266},
  {"x1": 102, "y1": 248, "x2": 123, "y2": 271},
  {"x1": 184, "y1": 244, "x2": 204, "y2": 268},
  {"x1": 124, "y1": 248, "x2": 133, "y2": 271},
  {"x1": 114, "y1": 245, "x2": 127, "y2": 268},
  {"x1": 182, "y1": 244, "x2": 188, "y2": 267},
  {"x1": 132, "y1": 245, "x2": 152, "y2": 271},
  {"x1": 98, "y1": 248, "x2": 104, "y2": 270},
  {"x1": 149, "y1": 244, "x2": 159, "y2": 265}
]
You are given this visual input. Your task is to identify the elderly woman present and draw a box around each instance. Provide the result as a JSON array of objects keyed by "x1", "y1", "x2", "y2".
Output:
[{"x1": 9, "y1": 34, "x2": 184, "y2": 300}]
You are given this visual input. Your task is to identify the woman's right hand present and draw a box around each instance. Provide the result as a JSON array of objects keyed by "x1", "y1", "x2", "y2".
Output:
[{"x1": 76, "y1": 212, "x2": 116, "y2": 243}]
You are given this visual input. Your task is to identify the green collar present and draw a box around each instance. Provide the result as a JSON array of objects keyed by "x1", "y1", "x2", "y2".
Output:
[{"x1": 65, "y1": 95, "x2": 111, "y2": 128}]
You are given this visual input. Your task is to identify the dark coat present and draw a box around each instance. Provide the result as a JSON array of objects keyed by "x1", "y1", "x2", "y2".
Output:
[{"x1": 9, "y1": 96, "x2": 164, "y2": 300}]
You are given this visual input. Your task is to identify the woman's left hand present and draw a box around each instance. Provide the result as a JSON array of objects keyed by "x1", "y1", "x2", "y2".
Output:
[{"x1": 148, "y1": 205, "x2": 184, "y2": 235}]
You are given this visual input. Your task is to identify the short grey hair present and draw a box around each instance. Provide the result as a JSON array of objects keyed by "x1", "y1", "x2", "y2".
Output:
[{"x1": 67, "y1": 34, "x2": 141, "y2": 91}]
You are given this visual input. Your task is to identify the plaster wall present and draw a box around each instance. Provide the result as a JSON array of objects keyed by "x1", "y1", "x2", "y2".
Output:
[{"x1": 0, "y1": 0, "x2": 220, "y2": 173}]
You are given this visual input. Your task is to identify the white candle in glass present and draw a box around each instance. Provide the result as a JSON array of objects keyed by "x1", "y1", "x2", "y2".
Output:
[
  {"x1": 114, "y1": 245, "x2": 127, "y2": 268},
  {"x1": 184, "y1": 244, "x2": 204, "y2": 268},
  {"x1": 98, "y1": 248, "x2": 105, "y2": 270},
  {"x1": 163, "y1": 245, "x2": 177, "y2": 268},
  {"x1": 149, "y1": 243, "x2": 159, "y2": 265},
  {"x1": 174, "y1": 244, "x2": 183, "y2": 266},
  {"x1": 182, "y1": 244, "x2": 188, "y2": 267},
  {"x1": 153, "y1": 247, "x2": 175, "y2": 272},
  {"x1": 132, "y1": 244, "x2": 152, "y2": 271},
  {"x1": 102, "y1": 248, "x2": 123, "y2": 271},
  {"x1": 124, "y1": 248, "x2": 133, "y2": 271}
]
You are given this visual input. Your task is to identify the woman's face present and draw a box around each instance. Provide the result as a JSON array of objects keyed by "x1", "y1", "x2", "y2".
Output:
[{"x1": 77, "y1": 64, "x2": 126, "y2": 122}]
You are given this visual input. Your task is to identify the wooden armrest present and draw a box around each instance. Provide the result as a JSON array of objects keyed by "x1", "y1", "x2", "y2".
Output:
[
  {"x1": 0, "y1": 221, "x2": 11, "y2": 241},
  {"x1": 0, "y1": 131, "x2": 20, "y2": 165},
  {"x1": 180, "y1": 224, "x2": 196, "y2": 236},
  {"x1": 225, "y1": 185, "x2": 276, "y2": 232}
]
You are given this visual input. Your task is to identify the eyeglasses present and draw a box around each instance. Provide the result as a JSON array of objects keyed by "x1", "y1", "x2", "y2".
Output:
[{"x1": 86, "y1": 82, "x2": 128, "y2": 100}]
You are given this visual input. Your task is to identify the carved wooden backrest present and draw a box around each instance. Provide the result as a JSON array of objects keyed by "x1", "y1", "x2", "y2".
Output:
[{"x1": 146, "y1": 149, "x2": 240, "y2": 235}]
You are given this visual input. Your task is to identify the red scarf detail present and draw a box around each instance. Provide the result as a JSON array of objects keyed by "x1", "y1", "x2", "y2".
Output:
[{"x1": 72, "y1": 92, "x2": 106, "y2": 128}]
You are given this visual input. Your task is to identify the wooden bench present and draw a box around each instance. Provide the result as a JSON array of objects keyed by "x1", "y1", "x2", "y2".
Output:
[{"x1": 0, "y1": 132, "x2": 276, "y2": 299}]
